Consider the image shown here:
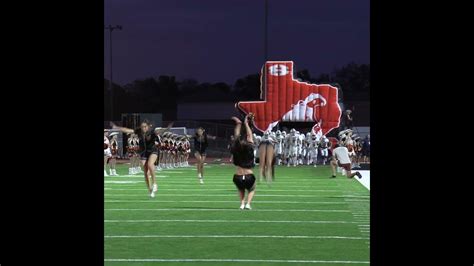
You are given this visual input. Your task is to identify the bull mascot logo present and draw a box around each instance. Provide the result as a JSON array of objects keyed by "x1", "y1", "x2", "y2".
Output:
[{"x1": 236, "y1": 61, "x2": 342, "y2": 134}]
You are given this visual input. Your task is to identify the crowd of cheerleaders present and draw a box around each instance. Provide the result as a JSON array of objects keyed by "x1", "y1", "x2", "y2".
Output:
[{"x1": 104, "y1": 128, "x2": 192, "y2": 177}]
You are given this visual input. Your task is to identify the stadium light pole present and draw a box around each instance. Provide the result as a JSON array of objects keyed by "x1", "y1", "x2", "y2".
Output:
[
  {"x1": 104, "y1": 25, "x2": 122, "y2": 121},
  {"x1": 264, "y1": 0, "x2": 268, "y2": 62}
]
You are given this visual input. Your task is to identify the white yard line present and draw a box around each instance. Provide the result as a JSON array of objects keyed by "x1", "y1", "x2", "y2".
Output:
[
  {"x1": 104, "y1": 194, "x2": 370, "y2": 199},
  {"x1": 104, "y1": 208, "x2": 350, "y2": 212},
  {"x1": 103, "y1": 258, "x2": 369, "y2": 264},
  {"x1": 104, "y1": 219, "x2": 360, "y2": 224},
  {"x1": 104, "y1": 200, "x2": 348, "y2": 204},
  {"x1": 104, "y1": 185, "x2": 340, "y2": 189},
  {"x1": 103, "y1": 188, "x2": 341, "y2": 192},
  {"x1": 104, "y1": 235, "x2": 369, "y2": 240}
]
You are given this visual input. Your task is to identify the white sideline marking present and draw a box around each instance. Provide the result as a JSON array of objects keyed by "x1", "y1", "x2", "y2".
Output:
[
  {"x1": 104, "y1": 208, "x2": 350, "y2": 212},
  {"x1": 104, "y1": 200, "x2": 348, "y2": 204},
  {"x1": 104, "y1": 185, "x2": 339, "y2": 189},
  {"x1": 103, "y1": 188, "x2": 340, "y2": 192},
  {"x1": 104, "y1": 181, "x2": 142, "y2": 184},
  {"x1": 109, "y1": 175, "x2": 168, "y2": 178},
  {"x1": 106, "y1": 178, "x2": 347, "y2": 182},
  {"x1": 156, "y1": 171, "x2": 186, "y2": 174},
  {"x1": 355, "y1": 170, "x2": 370, "y2": 190},
  {"x1": 104, "y1": 194, "x2": 370, "y2": 199},
  {"x1": 104, "y1": 219, "x2": 360, "y2": 224},
  {"x1": 104, "y1": 235, "x2": 369, "y2": 240},
  {"x1": 103, "y1": 258, "x2": 369, "y2": 264}
]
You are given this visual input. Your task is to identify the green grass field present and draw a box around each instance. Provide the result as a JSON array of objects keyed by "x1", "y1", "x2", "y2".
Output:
[{"x1": 104, "y1": 164, "x2": 370, "y2": 265}]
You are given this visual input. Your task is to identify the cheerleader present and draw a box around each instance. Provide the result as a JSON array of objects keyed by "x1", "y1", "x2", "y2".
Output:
[
  {"x1": 104, "y1": 130, "x2": 112, "y2": 176},
  {"x1": 160, "y1": 132, "x2": 169, "y2": 169},
  {"x1": 155, "y1": 140, "x2": 162, "y2": 172},
  {"x1": 168, "y1": 135, "x2": 174, "y2": 168},
  {"x1": 154, "y1": 134, "x2": 162, "y2": 172},
  {"x1": 175, "y1": 137, "x2": 182, "y2": 167},
  {"x1": 191, "y1": 127, "x2": 216, "y2": 184},
  {"x1": 170, "y1": 134, "x2": 178, "y2": 168},
  {"x1": 127, "y1": 133, "x2": 138, "y2": 174},
  {"x1": 158, "y1": 132, "x2": 168, "y2": 169},
  {"x1": 258, "y1": 130, "x2": 276, "y2": 184},
  {"x1": 108, "y1": 132, "x2": 119, "y2": 176},
  {"x1": 126, "y1": 134, "x2": 134, "y2": 174},
  {"x1": 230, "y1": 115, "x2": 257, "y2": 210},
  {"x1": 184, "y1": 136, "x2": 191, "y2": 167},
  {"x1": 177, "y1": 136, "x2": 186, "y2": 167},
  {"x1": 168, "y1": 134, "x2": 176, "y2": 168},
  {"x1": 111, "y1": 120, "x2": 173, "y2": 198}
]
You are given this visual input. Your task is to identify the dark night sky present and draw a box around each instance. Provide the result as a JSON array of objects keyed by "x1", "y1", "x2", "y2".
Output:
[{"x1": 104, "y1": 0, "x2": 369, "y2": 86}]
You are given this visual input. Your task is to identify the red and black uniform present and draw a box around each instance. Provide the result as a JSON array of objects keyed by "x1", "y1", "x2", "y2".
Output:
[
  {"x1": 155, "y1": 135, "x2": 162, "y2": 151},
  {"x1": 177, "y1": 141, "x2": 184, "y2": 154},
  {"x1": 110, "y1": 139, "x2": 118, "y2": 158}
]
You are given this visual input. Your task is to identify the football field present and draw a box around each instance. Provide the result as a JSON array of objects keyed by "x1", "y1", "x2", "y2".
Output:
[{"x1": 104, "y1": 164, "x2": 370, "y2": 265}]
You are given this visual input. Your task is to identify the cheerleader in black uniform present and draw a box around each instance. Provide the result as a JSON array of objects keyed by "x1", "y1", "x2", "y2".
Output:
[
  {"x1": 230, "y1": 115, "x2": 257, "y2": 210},
  {"x1": 191, "y1": 127, "x2": 216, "y2": 184},
  {"x1": 111, "y1": 120, "x2": 173, "y2": 198}
]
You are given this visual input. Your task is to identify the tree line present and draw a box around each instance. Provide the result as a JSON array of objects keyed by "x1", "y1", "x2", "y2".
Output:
[{"x1": 104, "y1": 62, "x2": 369, "y2": 121}]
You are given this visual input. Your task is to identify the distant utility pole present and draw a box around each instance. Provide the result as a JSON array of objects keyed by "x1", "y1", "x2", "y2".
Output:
[{"x1": 104, "y1": 25, "x2": 122, "y2": 120}]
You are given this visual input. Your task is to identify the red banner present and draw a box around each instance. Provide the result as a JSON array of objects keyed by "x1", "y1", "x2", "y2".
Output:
[{"x1": 236, "y1": 61, "x2": 342, "y2": 134}]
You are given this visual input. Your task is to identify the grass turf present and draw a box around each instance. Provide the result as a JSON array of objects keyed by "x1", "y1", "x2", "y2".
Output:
[{"x1": 104, "y1": 164, "x2": 370, "y2": 265}]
